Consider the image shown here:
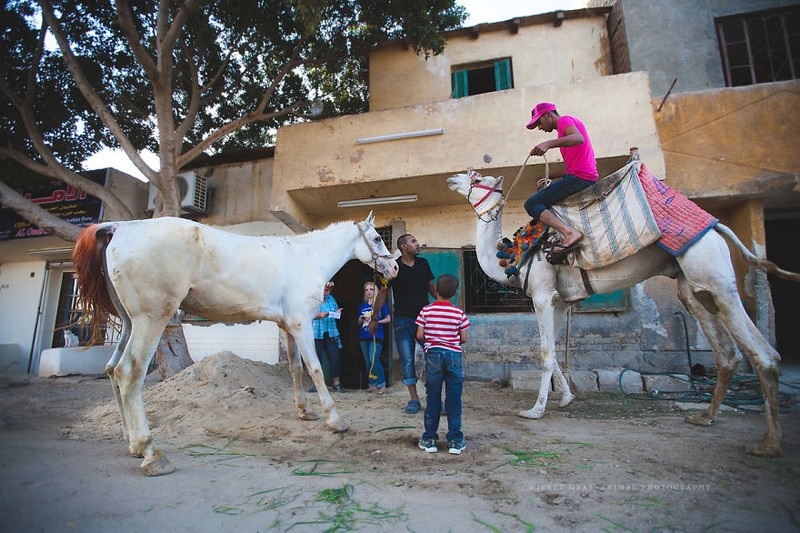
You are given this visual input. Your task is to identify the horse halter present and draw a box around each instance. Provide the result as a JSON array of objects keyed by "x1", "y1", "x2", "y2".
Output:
[
  {"x1": 356, "y1": 221, "x2": 394, "y2": 262},
  {"x1": 466, "y1": 170, "x2": 505, "y2": 222}
]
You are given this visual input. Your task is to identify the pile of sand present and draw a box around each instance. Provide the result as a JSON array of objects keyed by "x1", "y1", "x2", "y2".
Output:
[{"x1": 78, "y1": 352, "x2": 306, "y2": 445}]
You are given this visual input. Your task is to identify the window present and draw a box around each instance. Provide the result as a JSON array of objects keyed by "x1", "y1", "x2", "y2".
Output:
[
  {"x1": 463, "y1": 249, "x2": 531, "y2": 313},
  {"x1": 462, "y1": 249, "x2": 630, "y2": 314},
  {"x1": 716, "y1": 7, "x2": 800, "y2": 87},
  {"x1": 452, "y1": 58, "x2": 513, "y2": 98}
]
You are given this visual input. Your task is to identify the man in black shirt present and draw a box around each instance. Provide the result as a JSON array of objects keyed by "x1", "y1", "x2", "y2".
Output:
[{"x1": 370, "y1": 234, "x2": 437, "y2": 414}]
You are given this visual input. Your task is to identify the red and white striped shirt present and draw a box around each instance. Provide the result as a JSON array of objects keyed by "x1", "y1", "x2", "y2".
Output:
[{"x1": 415, "y1": 301, "x2": 470, "y2": 353}]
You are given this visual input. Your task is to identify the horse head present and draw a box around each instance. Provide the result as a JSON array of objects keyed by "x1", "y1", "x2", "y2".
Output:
[
  {"x1": 355, "y1": 213, "x2": 399, "y2": 280},
  {"x1": 448, "y1": 171, "x2": 505, "y2": 218}
]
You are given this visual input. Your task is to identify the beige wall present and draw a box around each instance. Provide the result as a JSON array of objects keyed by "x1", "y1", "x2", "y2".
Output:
[
  {"x1": 655, "y1": 80, "x2": 800, "y2": 203},
  {"x1": 273, "y1": 72, "x2": 664, "y2": 228},
  {"x1": 369, "y1": 17, "x2": 612, "y2": 111}
]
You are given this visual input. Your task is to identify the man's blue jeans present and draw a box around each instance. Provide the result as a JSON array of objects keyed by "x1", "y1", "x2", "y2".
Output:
[
  {"x1": 422, "y1": 347, "x2": 464, "y2": 442},
  {"x1": 524, "y1": 174, "x2": 593, "y2": 221},
  {"x1": 393, "y1": 316, "x2": 424, "y2": 386}
]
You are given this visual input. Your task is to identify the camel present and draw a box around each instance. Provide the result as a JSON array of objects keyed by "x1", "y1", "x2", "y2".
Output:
[
  {"x1": 448, "y1": 170, "x2": 800, "y2": 458},
  {"x1": 72, "y1": 214, "x2": 398, "y2": 475}
]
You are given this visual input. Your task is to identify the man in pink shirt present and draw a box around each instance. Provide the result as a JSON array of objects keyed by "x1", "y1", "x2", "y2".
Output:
[{"x1": 524, "y1": 102, "x2": 599, "y2": 263}]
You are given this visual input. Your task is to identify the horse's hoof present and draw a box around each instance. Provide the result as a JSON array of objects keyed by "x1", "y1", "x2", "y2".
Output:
[
  {"x1": 685, "y1": 414, "x2": 715, "y2": 427},
  {"x1": 299, "y1": 410, "x2": 320, "y2": 421},
  {"x1": 141, "y1": 451, "x2": 175, "y2": 477},
  {"x1": 518, "y1": 409, "x2": 544, "y2": 419},
  {"x1": 745, "y1": 440, "x2": 783, "y2": 458},
  {"x1": 327, "y1": 418, "x2": 349, "y2": 433}
]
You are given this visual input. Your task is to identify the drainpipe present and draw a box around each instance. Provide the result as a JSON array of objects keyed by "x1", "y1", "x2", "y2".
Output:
[{"x1": 26, "y1": 264, "x2": 50, "y2": 374}]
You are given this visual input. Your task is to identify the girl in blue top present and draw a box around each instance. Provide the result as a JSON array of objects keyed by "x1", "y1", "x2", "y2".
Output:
[{"x1": 357, "y1": 281, "x2": 390, "y2": 393}]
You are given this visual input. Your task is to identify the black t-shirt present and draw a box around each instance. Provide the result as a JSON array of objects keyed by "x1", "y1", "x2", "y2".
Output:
[{"x1": 390, "y1": 257, "x2": 434, "y2": 318}]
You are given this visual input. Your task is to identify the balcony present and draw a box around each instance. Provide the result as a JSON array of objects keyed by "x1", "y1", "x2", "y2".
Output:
[{"x1": 271, "y1": 71, "x2": 664, "y2": 226}]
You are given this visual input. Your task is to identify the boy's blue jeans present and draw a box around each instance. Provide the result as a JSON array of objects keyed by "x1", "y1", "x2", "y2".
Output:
[
  {"x1": 422, "y1": 347, "x2": 464, "y2": 442},
  {"x1": 393, "y1": 317, "x2": 424, "y2": 386}
]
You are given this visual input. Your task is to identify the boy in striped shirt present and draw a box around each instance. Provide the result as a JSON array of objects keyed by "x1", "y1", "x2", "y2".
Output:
[{"x1": 415, "y1": 274, "x2": 471, "y2": 455}]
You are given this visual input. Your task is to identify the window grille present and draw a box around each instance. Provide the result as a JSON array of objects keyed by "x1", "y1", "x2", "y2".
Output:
[{"x1": 716, "y1": 7, "x2": 800, "y2": 87}]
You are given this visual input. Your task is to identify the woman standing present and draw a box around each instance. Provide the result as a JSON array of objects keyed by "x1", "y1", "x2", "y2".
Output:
[
  {"x1": 312, "y1": 281, "x2": 345, "y2": 392},
  {"x1": 357, "y1": 281, "x2": 390, "y2": 393}
]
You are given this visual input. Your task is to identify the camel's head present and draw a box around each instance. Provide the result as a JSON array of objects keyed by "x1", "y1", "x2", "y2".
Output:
[{"x1": 447, "y1": 171, "x2": 504, "y2": 205}]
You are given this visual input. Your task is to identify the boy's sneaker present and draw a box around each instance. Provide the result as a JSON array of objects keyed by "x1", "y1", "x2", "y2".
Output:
[
  {"x1": 418, "y1": 437, "x2": 438, "y2": 453},
  {"x1": 448, "y1": 440, "x2": 466, "y2": 455}
]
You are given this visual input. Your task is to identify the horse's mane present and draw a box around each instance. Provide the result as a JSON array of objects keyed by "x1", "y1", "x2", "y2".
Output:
[{"x1": 290, "y1": 220, "x2": 356, "y2": 242}]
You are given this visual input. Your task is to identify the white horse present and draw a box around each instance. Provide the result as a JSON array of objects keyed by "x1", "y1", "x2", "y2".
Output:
[
  {"x1": 448, "y1": 171, "x2": 800, "y2": 458},
  {"x1": 73, "y1": 214, "x2": 398, "y2": 475}
]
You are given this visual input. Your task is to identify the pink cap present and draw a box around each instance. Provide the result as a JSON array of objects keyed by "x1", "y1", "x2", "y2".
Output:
[{"x1": 526, "y1": 102, "x2": 556, "y2": 129}]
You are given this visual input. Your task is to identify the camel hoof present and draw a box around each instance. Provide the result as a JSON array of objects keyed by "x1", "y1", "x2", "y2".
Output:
[
  {"x1": 299, "y1": 410, "x2": 320, "y2": 421},
  {"x1": 141, "y1": 451, "x2": 175, "y2": 477},
  {"x1": 518, "y1": 409, "x2": 544, "y2": 419},
  {"x1": 558, "y1": 393, "x2": 576, "y2": 408},
  {"x1": 327, "y1": 418, "x2": 349, "y2": 433},
  {"x1": 685, "y1": 413, "x2": 715, "y2": 427},
  {"x1": 745, "y1": 440, "x2": 783, "y2": 458}
]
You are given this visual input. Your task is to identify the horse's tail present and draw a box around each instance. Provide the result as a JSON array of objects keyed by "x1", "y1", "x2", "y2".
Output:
[
  {"x1": 715, "y1": 223, "x2": 800, "y2": 282},
  {"x1": 73, "y1": 223, "x2": 119, "y2": 344}
]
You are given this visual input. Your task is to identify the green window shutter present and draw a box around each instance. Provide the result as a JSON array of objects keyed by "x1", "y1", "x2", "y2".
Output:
[
  {"x1": 452, "y1": 70, "x2": 468, "y2": 98},
  {"x1": 494, "y1": 59, "x2": 512, "y2": 91}
]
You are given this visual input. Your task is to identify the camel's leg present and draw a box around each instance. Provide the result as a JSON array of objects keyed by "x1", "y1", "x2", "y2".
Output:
[
  {"x1": 114, "y1": 316, "x2": 176, "y2": 476},
  {"x1": 679, "y1": 242, "x2": 782, "y2": 457},
  {"x1": 550, "y1": 302, "x2": 575, "y2": 407},
  {"x1": 289, "y1": 324, "x2": 347, "y2": 432},
  {"x1": 519, "y1": 290, "x2": 567, "y2": 419},
  {"x1": 677, "y1": 276, "x2": 742, "y2": 427},
  {"x1": 281, "y1": 328, "x2": 319, "y2": 421}
]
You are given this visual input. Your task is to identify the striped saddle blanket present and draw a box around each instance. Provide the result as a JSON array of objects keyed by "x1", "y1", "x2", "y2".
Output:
[{"x1": 551, "y1": 161, "x2": 717, "y2": 269}]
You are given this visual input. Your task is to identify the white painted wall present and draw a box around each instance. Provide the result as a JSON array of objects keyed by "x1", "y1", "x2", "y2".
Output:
[
  {"x1": 182, "y1": 321, "x2": 280, "y2": 364},
  {"x1": 0, "y1": 261, "x2": 47, "y2": 372}
]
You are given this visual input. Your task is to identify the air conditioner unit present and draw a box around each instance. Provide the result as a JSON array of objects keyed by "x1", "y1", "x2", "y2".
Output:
[{"x1": 147, "y1": 171, "x2": 208, "y2": 214}]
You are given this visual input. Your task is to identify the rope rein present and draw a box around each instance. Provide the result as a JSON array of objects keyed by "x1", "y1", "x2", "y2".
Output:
[{"x1": 466, "y1": 154, "x2": 549, "y2": 222}]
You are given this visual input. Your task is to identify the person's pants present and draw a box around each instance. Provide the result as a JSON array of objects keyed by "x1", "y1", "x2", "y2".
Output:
[
  {"x1": 393, "y1": 316, "x2": 424, "y2": 386},
  {"x1": 359, "y1": 340, "x2": 386, "y2": 388},
  {"x1": 314, "y1": 336, "x2": 341, "y2": 384},
  {"x1": 422, "y1": 347, "x2": 464, "y2": 442},
  {"x1": 524, "y1": 174, "x2": 594, "y2": 221}
]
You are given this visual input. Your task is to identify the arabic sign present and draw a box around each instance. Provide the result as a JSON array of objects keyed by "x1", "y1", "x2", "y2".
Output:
[{"x1": 0, "y1": 169, "x2": 106, "y2": 241}]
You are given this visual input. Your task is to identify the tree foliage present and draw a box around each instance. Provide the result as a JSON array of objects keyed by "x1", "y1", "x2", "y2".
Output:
[{"x1": 0, "y1": 0, "x2": 466, "y2": 235}]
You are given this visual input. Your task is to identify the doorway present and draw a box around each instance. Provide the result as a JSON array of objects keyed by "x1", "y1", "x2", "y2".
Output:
[
  {"x1": 331, "y1": 260, "x2": 393, "y2": 390},
  {"x1": 765, "y1": 215, "x2": 800, "y2": 366}
]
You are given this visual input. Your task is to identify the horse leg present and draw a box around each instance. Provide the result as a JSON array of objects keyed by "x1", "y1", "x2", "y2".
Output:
[
  {"x1": 281, "y1": 328, "x2": 319, "y2": 421},
  {"x1": 114, "y1": 317, "x2": 176, "y2": 475},
  {"x1": 677, "y1": 276, "x2": 742, "y2": 427},
  {"x1": 290, "y1": 325, "x2": 347, "y2": 432},
  {"x1": 106, "y1": 310, "x2": 131, "y2": 440},
  {"x1": 519, "y1": 290, "x2": 561, "y2": 419}
]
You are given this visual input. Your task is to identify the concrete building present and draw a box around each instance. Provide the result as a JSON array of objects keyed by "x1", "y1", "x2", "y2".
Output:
[{"x1": 2, "y1": 2, "x2": 797, "y2": 385}]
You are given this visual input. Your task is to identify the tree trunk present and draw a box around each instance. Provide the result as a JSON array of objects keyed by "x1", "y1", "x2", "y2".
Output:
[{"x1": 154, "y1": 313, "x2": 194, "y2": 380}]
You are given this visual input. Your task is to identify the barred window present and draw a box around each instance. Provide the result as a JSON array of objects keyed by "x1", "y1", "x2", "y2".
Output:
[
  {"x1": 462, "y1": 249, "x2": 531, "y2": 313},
  {"x1": 716, "y1": 7, "x2": 800, "y2": 87}
]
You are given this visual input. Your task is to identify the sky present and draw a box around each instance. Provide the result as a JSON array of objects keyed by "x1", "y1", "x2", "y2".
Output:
[{"x1": 83, "y1": 0, "x2": 588, "y2": 180}]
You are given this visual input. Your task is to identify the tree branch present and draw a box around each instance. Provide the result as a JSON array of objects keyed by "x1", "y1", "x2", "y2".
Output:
[{"x1": 39, "y1": 0, "x2": 157, "y2": 183}]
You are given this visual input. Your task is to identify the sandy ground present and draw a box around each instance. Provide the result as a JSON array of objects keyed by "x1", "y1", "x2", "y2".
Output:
[{"x1": 1, "y1": 351, "x2": 798, "y2": 532}]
